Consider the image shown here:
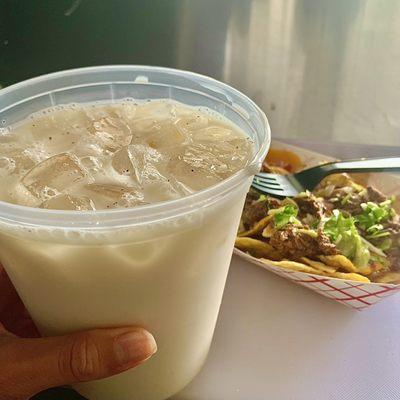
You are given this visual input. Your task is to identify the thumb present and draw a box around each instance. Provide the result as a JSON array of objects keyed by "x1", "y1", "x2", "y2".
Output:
[{"x1": 0, "y1": 326, "x2": 157, "y2": 398}]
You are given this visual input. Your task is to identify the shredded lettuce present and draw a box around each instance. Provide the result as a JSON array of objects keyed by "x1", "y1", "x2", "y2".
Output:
[
  {"x1": 323, "y1": 210, "x2": 370, "y2": 267},
  {"x1": 365, "y1": 224, "x2": 391, "y2": 240},
  {"x1": 269, "y1": 204, "x2": 300, "y2": 229},
  {"x1": 360, "y1": 236, "x2": 387, "y2": 258},
  {"x1": 341, "y1": 193, "x2": 352, "y2": 205},
  {"x1": 323, "y1": 210, "x2": 352, "y2": 242},
  {"x1": 297, "y1": 228, "x2": 318, "y2": 238},
  {"x1": 370, "y1": 253, "x2": 388, "y2": 264},
  {"x1": 377, "y1": 237, "x2": 392, "y2": 251},
  {"x1": 355, "y1": 200, "x2": 395, "y2": 231}
]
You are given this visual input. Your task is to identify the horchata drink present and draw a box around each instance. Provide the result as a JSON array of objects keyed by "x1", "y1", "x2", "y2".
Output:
[
  {"x1": 0, "y1": 100, "x2": 253, "y2": 209},
  {"x1": 0, "y1": 66, "x2": 269, "y2": 400}
]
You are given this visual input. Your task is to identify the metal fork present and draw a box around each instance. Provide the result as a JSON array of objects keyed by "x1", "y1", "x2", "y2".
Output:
[{"x1": 252, "y1": 157, "x2": 400, "y2": 197}]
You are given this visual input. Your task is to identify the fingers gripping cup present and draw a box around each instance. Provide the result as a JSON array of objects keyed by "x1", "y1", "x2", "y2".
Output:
[{"x1": 0, "y1": 66, "x2": 270, "y2": 400}]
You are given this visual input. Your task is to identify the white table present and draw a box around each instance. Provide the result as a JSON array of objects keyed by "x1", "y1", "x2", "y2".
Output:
[{"x1": 174, "y1": 255, "x2": 400, "y2": 400}]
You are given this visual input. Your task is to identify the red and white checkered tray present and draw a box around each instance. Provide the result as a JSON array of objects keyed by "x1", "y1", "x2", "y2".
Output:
[
  {"x1": 234, "y1": 249, "x2": 400, "y2": 310},
  {"x1": 235, "y1": 140, "x2": 400, "y2": 311}
]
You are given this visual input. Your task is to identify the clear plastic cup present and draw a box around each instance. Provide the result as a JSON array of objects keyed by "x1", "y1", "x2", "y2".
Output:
[{"x1": 0, "y1": 66, "x2": 270, "y2": 400}]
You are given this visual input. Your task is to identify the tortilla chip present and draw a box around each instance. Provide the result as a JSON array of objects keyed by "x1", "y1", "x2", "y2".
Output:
[
  {"x1": 374, "y1": 272, "x2": 400, "y2": 284},
  {"x1": 238, "y1": 215, "x2": 274, "y2": 237},
  {"x1": 356, "y1": 265, "x2": 373, "y2": 276},
  {"x1": 300, "y1": 257, "x2": 337, "y2": 274},
  {"x1": 260, "y1": 259, "x2": 322, "y2": 275},
  {"x1": 319, "y1": 173, "x2": 354, "y2": 189},
  {"x1": 263, "y1": 258, "x2": 370, "y2": 282},
  {"x1": 330, "y1": 271, "x2": 370, "y2": 283},
  {"x1": 235, "y1": 237, "x2": 281, "y2": 259},
  {"x1": 261, "y1": 223, "x2": 274, "y2": 238},
  {"x1": 319, "y1": 255, "x2": 357, "y2": 273}
]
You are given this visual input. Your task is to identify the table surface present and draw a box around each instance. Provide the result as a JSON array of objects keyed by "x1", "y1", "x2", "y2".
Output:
[
  {"x1": 35, "y1": 140, "x2": 400, "y2": 400},
  {"x1": 175, "y1": 256, "x2": 400, "y2": 400}
]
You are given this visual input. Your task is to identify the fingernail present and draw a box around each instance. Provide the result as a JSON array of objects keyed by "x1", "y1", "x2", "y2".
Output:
[{"x1": 115, "y1": 330, "x2": 157, "y2": 366}]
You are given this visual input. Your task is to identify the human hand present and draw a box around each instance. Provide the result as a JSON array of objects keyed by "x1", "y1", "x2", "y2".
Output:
[{"x1": 0, "y1": 266, "x2": 157, "y2": 400}]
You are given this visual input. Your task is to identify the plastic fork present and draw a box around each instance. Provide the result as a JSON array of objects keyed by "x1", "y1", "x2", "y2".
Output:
[{"x1": 252, "y1": 157, "x2": 400, "y2": 197}]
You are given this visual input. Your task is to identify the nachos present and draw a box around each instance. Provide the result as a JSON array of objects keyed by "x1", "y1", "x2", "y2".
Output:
[{"x1": 236, "y1": 153, "x2": 400, "y2": 284}]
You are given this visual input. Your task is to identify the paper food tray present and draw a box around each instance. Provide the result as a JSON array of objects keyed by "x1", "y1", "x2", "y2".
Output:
[{"x1": 235, "y1": 140, "x2": 400, "y2": 310}]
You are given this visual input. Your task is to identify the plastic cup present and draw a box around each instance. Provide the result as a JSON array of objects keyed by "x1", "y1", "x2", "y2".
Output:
[{"x1": 0, "y1": 66, "x2": 270, "y2": 400}]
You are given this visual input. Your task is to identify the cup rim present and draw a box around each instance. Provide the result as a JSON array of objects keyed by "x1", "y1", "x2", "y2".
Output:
[{"x1": 0, "y1": 65, "x2": 271, "y2": 228}]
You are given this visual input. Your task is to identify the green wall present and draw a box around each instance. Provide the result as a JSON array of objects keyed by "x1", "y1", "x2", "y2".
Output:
[{"x1": 0, "y1": 0, "x2": 179, "y2": 87}]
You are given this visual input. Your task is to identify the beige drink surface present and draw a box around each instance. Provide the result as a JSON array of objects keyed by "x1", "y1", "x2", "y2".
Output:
[{"x1": 0, "y1": 100, "x2": 252, "y2": 210}]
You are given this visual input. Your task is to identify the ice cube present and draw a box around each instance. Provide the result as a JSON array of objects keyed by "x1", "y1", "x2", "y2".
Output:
[
  {"x1": 40, "y1": 194, "x2": 95, "y2": 211},
  {"x1": 208, "y1": 138, "x2": 253, "y2": 175},
  {"x1": 109, "y1": 103, "x2": 138, "y2": 126},
  {"x1": 134, "y1": 101, "x2": 178, "y2": 121},
  {"x1": 21, "y1": 153, "x2": 86, "y2": 201},
  {"x1": 88, "y1": 116, "x2": 132, "y2": 152},
  {"x1": 0, "y1": 157, "x2": 16, "y2": 174},
  {"x1": 130, "y1": 144, "x2": 164, "y2": 165},
  {"x1": 80, "y1": 156, "x2": 103, "y2": 175},
  {"x1": 72, "y1": 135, "x2": 105, "y2": 157},
  {"x1": 182, "y1": 144, "x2": 230, "y2": 176},
  {"x1": 131, "y1": 144, "x2": 169, "y2": 185},
  {"x1": 112, "y1": 145, "x2": 166, "y2": 185},
  {"x1": 111, "y1": 147, "x2": 133, "y2": 176},
  {"x1": 175, "y1": 114, "x2": 209, "y2": 133},
  {"x1": 132, "y1": 101, "x2": 178, "y2": 136},
  {"x1": 112, "y1": 145, "x2": 177, "y2": 199},
  {"x1": 0, "y1": 142, "x2": 45, "y2": 175},
  {"x1": 168, "y1": 177, "x2": 195, "y2": 196},
  {"x1": 30, "y1": 106, "x2": 89, "y2": 140},
  {"x1": 85, "y1": 183, "x2": 145, "y2": 209},
  {"x1": 182, "y1": 135, "x2": 253, "y2": 178},
  {"x1": 168, "y1": 160, "x2": 222, "y2": 191},
  {"x1": 132, "y1": 117, "x2": 159, "y2": 133},
  {"x1": 145, "y1": 122, "x2": 186, "y2": 149},
  {"x1": 9, "y1": 182, "x2": 43, "y2": 207},
  {"x1": 192, "y1": 125, "x2": 237, "y2": 142},
  {"x1": 168, "y1": 145, "x2": 223, "y2": 191},
  {"x1": 28, "y1": 107, "x2": 91, "y2": 155},
  {"x1": 141, "y1": 164, "x2": 169, "y2": 185},
  {"x1": 142, "y1": 180, "x2": 181, "y2": 203}
]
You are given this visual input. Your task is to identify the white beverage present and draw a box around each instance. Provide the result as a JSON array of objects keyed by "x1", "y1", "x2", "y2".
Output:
[{"x1": 0, "y1": 100, "x2": 253, "y2": 400}]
